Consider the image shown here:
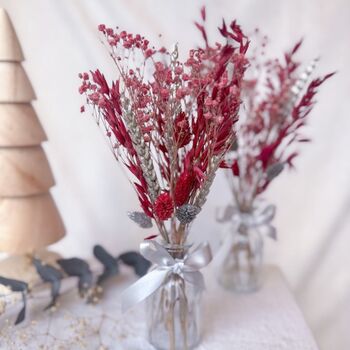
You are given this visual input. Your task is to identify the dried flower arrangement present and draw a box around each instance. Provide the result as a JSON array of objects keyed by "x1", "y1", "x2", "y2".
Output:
[
  {"x1": 79, "y1": 8, "x2": 249, "y2": 246},
  {"x1": 220, "y1": 32, "x2": 334, "y2": 214},
  {"x1": 79, "y1": 9, "x2": 251, "y2": 348},
  {"x1": 216, "y1": 30, "x2": 334, "y2": 292}
]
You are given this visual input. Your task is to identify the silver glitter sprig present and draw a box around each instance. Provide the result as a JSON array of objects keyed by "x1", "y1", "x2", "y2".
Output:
[
  {"x1": 124, "y1": 105, "x2": 160, "y2": 202},
  {"x1": 290, "y1": 58, "x2": 318, "y2": 100},
  {"x1": 127, "y1": 211, "x2": 153, "y2": 229},
  {"x1": 283, "y1": 58, "x2": 318, "y2": 117},
  {"x1": 194, "y1": 156, "x2": 220, "y2": 209}
]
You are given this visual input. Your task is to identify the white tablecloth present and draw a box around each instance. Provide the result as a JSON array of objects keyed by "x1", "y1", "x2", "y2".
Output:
[{"x1": 0, "y1": 266, "x2": 318, "y2": 350}]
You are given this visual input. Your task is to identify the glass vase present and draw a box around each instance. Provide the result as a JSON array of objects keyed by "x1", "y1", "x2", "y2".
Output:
[
  {"x1": 217, "y1": 224, "x2": 263, "y2": 293},
  {"x1": 146, "y1": 245, "x2": 202, "y2": 350}
]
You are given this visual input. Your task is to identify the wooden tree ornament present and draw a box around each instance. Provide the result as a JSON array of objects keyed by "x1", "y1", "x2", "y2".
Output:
[{"x1": 0, "y1": 9, "x2": 65, "y2": 260}]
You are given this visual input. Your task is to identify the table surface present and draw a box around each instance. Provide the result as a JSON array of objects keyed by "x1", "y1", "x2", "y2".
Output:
[{"x1": 0, "y1": 265, "x2": 318, "y2": 350}]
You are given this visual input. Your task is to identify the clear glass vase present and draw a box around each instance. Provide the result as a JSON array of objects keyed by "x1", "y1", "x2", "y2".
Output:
[
  {"x1": 218, "y1": 224, "x2": 263, "y2": 293},
  {"x1": 146, "y1": 245, "x2": 202, "y2": 350}
]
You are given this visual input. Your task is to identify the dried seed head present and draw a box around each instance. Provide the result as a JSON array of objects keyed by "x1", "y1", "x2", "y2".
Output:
[{"x1": 176, "y1": 205, "x2": 201, "y2": 224}]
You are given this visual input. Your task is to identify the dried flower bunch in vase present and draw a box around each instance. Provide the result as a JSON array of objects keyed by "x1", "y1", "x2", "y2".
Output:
[
  {"x1": 79, "y1": 8, "x2": 249, "y2": 350},
  {"x1": 216, "y1": 33, "x2": 334, "y2": 293}
]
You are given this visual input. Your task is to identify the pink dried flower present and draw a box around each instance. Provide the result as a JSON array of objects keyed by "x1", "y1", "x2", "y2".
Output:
[
  {"x1": 174, "y1": 112, "x2": 191, "y2": 147},
  {"x1": 98, "y1": 24, "x2": 106, "y2": 32},
  {"x1": 175, "y1": 66, "x2": 183, "y2": 75}
]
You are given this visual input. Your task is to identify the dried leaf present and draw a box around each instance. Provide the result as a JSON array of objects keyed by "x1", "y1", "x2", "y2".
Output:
[
  {"x1": 127, "y1": 211, "x2": 153, "y2": 228},
  {"x1": 267, "y1": 227, "x2": 277, "y2": 240},
  {"x1": 93, "y1": 245, "x2": 119, "y2": 285},
  {"x1": 266, "y1": 162, "x2": 284, "y2": 181},
  {"x1": 118, "y1": 252, "x2": 151, "y2": 277},
  {"x1": 57, "y1": 258, "x2": 93, "y2": 296},
  {"x1": 33, "y1": 259, "x2": 63, "y2": 310},
  {"x1": 15, "y1": 298, "x2": 26, "y2": 325},
  {"x1": 0, "y1": 276, "x2": 28, "y2": 325}
]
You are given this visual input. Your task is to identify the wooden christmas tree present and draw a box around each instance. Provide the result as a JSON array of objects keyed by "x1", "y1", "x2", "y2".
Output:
[{"x1": 0, "y1": 8, "x2": 65, "y2": 258}]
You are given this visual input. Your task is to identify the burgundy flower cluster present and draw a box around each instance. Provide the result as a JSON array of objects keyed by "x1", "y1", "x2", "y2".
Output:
[{"x1": 79, "y1": 8, "x2": 249, "y2": 243}]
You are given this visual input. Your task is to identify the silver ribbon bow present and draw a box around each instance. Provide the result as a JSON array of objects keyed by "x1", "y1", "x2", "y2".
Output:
[
  {"x1": 214, "y1": 204, "x2": 276, "y2": 270},
  {"x1": 216, "y1": 204, "x2": 277, "y2": 240},
  {"x1": 121, "y1": 240, "x2": 212, "y2": 312}
]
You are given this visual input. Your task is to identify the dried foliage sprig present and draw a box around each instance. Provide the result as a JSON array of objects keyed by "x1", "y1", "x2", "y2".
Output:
[
  {"x1": 220, "y1": 32, "x2": 334, "y2": 212},
  {"x1": 79, "y1": 8, "x2": 249, "y2": 244},
  {"x1": 0, "y1": 246, "x2": 150, "y2": 326}
]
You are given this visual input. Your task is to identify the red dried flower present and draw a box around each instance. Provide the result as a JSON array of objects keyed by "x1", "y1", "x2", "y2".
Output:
[
  {"x1": 231, "y1": 160, "x2": 240, "y2": 176},
  {"x1": 153, "y1": 192, "x2": 174, "y2": 220},
  {"x1": 174, "y1": 112, "x2": 191, "y2": 147},
  {"x1": 174, "y1": 171, "x2": 195, "y2": 206},
  {"x1": 91, "y1": 69, "x2": 109, "y2": 94},
  {"x1": 98, "y1": 24, "x2": 106, "y2": 32}
]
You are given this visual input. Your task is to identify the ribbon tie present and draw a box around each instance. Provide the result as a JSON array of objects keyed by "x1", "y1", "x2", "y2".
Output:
[
  {"x1": 214, "y1": 204, "x2": 276, "y2": 269},
  {"x1": 121, "y1": 240, "x2": 212, "y2": 312},
  {"x1": 216, "y1": 204, "x2": 277, "y2": 240}
]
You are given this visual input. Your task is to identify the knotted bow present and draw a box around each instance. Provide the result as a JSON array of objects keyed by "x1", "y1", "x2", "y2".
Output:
[
  {"x1": 216, "y1": 204, "x2": 277, "y2": 240},
  {"x1": 214, "y1": 204, "x2": 276, "y2": 269},
  {"x1": 121, "y1": 240, "x2": 212, "y2": 312}
]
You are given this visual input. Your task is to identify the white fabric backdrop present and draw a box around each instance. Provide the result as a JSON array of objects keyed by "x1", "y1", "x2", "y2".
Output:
[{"x1": 0, "y1": 0, "x2": 349, "y2": 349}]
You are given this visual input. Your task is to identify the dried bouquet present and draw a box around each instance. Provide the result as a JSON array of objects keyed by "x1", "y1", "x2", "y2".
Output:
[
  {"x1": 216, "y1": 31, "x2": 334, "y2": 292},
  {"x1": 220, "y1": 36, "x2": 334, "y2": 212},
  {"x1": 79, "y1": 8, "x2": 250, "y2": 349},
  {"x1": 79, "y1": 8, "x2": 249, "y2": 246}
]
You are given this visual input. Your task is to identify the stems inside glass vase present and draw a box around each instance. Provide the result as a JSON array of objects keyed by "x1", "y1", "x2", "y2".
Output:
[
  {"x1": 218, "y1": 224, "x2": 263, "y2": 293},
  {"x1": 146, "y1": 244, "x2": 202, "y2": 350}
]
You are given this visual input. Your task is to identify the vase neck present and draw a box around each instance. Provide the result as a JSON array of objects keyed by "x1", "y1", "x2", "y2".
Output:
[
  {"x1": 238, "y1": 224, "x2": 249, "y2": 235},
  {"x1": 163, "y1": 243, "x2": 190, "y2": 259}
]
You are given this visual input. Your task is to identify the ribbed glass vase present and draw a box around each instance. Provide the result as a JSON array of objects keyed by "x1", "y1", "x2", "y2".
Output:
[
  {"x1": 146, "y1": 244, "x2": 202, "y2": 350},
  {"x1": 217, "y1": 225, "x2": 264, "y2": 293}
]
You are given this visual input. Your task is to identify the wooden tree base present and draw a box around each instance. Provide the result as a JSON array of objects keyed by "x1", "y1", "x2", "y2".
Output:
[
  {"x1": 0, "y1": 249, "x2": 61, "y2": 287},
  {"x1": 0, "y1": 194, "x2": 65, "y2": 254}
]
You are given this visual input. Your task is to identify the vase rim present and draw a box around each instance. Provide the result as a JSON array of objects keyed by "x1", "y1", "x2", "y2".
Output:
[
  {"x1": 161, "y1": 242, "x2": 192, "y2": 249},
  {"x1": 160, "y1": 241, "x2": 193, "y2": 258}
]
